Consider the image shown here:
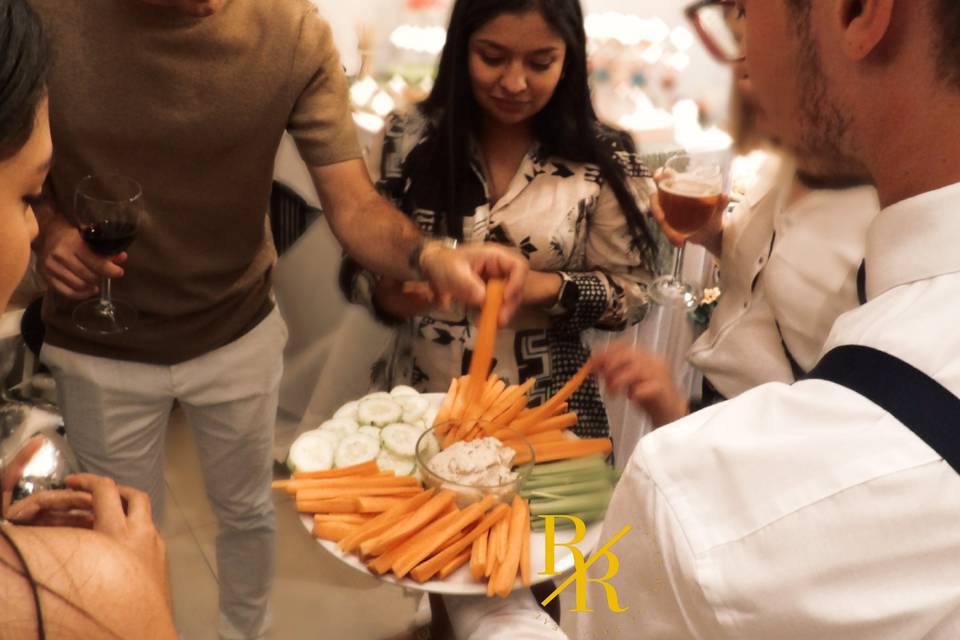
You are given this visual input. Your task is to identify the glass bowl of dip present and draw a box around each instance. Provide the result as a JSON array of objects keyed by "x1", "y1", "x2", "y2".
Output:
[{"x1": 415, "y1": 423, "x2": 535, "y2": 508}]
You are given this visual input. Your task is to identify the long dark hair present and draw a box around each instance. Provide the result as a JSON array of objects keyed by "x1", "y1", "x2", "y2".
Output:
[
  {"x1": 0, "y1": 0, "x2": 49, "y2": 160},
  {"x1": 409, "y1": 0, "x2": 657, "y2": 268}
]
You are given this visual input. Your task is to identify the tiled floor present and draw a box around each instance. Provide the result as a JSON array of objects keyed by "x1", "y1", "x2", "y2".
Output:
[{"x1": 162, "y1": 408, "x2": 581, "y2": 640}]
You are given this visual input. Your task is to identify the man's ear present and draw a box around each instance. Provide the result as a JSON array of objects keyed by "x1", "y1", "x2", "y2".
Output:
[{"x1": 837, "y1": 0, "x2": 896, "y2": 60}]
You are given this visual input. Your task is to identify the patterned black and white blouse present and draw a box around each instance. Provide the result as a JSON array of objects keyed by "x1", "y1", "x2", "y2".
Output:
[{"x1": 341, "y1": 109, "x2": 657, "y2": 438}]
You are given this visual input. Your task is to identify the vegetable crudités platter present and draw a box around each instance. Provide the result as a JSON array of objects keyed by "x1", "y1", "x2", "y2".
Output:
[{"x1": 274, "y1": 280, "x2": 617, "y2": 596}]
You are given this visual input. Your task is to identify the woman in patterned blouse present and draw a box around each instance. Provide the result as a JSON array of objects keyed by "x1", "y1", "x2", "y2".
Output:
[{"x1": 341, "y1": 0, "x2": 660, "y2": 439}]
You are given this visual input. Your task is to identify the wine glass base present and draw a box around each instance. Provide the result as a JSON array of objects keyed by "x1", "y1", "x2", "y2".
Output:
[
  {"x1": 73, "y1": 299, "x2": 137, "y2": 335},
  {"x1": 650, "y1": 278, "x2": 700, "y2": 310}
]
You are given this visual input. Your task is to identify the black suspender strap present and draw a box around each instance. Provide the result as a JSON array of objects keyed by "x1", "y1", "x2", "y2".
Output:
[
  {"x1": 856, "y1": 260, "x2": 867, "y2": 305},
  {"x1": 806, "y1": 345, "x2": 960, "y2": 474}
]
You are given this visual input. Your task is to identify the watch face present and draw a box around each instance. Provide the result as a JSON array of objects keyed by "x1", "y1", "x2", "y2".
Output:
[{"x1": 559, "y1": 277, "x2": 580, "y2": 310}]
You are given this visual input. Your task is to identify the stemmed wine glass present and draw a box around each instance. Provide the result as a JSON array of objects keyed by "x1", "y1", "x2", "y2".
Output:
[
  {"x1": 72, "y1": 174, "x2": 143, "y2": 334},
  {"x1": 649, "y1": 154, "x2": 724, "y2": 309}
]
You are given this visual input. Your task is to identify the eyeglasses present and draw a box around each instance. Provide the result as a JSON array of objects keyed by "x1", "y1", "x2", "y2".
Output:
[{"x1": 685, "y1": 0, "x2": 745, "y2": 64}]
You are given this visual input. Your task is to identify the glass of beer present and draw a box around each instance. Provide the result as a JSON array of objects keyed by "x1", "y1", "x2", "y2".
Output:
[{"x1": 650, "y1": 154, "x2": 723, "y2": 309}]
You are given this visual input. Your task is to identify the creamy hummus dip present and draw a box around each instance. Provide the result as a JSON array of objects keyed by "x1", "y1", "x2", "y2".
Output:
[{"x1": 427, "y1": 437, "x2": 517, "y2": 487}]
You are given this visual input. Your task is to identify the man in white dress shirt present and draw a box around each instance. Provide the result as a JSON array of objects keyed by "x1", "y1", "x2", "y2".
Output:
[{"x1": 446, "y1": 0, "x2": 960, "y2": 637}]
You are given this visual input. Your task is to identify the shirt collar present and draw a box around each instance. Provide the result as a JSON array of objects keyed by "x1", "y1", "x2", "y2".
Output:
[{"x1": 865, "y1": 181, "x2": 960, "y2": 300}]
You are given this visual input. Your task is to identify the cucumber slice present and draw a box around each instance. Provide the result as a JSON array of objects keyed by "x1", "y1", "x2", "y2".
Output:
[
  {"x1": 319, "y1": 418, "x2": 359, "y2": 442},
  {"x1": 376, "y1": 449, "x2": 416, "y2": 476},
  {"x1": 361, "y1": 391, "x2": 392, "y2": 402},
  {"x1": 357, "y1": 398, "x2": 403, "y2": 427},
  {"x1": 381, "y1": 422, "x2": 422, "y2": 458},
  {"x1": 389, "y1": 385, "x2": 420, "y2": 397},
  {"x1": 333, "y1": 400, "x2": 359, "y2": 421},
  {"x1": 287, "y1": 430, "x2": 335, "y2": 473},
  {"x1": 422, "y1": 407, "x2": 439, "y2": 429},
  {"x1": 397, "y1": 395, "x2": 429, "y2": 423},
  {"x1": 335, "y1": 434, "x2": 381, "y2": 468},
  {"x1": 359, "y1": 426, "x2": 382, "y2": 440}
]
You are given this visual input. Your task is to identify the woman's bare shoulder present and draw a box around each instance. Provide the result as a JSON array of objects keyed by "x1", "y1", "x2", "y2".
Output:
[{"x1": 1, "y1": 525, "x2": 176, "y2": 640}]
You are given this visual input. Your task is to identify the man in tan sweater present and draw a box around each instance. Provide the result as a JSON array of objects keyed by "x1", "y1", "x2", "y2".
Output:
[{"x1": 28, "y1": 1, "x2": 527, "y2": 638}]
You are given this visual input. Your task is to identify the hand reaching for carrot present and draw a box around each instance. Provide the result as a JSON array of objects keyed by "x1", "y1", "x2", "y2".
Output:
[{"x1": 590, "y1": 344, "x2": 689, "y2": 428}]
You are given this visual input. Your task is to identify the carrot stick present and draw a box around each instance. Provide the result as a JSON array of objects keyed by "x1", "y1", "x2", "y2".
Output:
[
  {"x1": 437, "y1": 530, "x2": 466, "y2": 555},
  {"x1": 487, "y1": 388, "x2": 534, "y2": 431},
  {"x1": 492, "y1": 496, "x2": 527, "y2": 596},
  {"x1": 354, "y1": 496, "x2": 408, "y2": 513},
  {"x1": 485, "y1": 516, "x2": 502, "y2": 578},
  {"x1": 339, "y1": 490, "x2": 434, "y2": 552},
  {"x1": 511, "y1": 437, "x2": 613, "y2": 466},
  {"x1": 513, "y1": 362, "x2": 593, "y2": 432},
  {"x1": 393, "y1": 495, "x2": 496, "y2": 578},
  {"x1": 296, "y1": 498, "x2": 358, "y2": 514},
  {"x1": 470, "y1": 530, "x2": 487, "y2": 580},
  {"x1": 497, "y1": 508, "x2": 508, "y2": 563},
  {"x1": 527, "y1": 430, "x2": 570, "y2": 444},
  {"x1": 480, "y1": 378, "x2": 505, "y2": 411},
  {"x1": 482, "y1": 380, "x2": 531, "y2": 423},
  {"x1": 511, "y1": 412, "x2": 578, "y2": 437},
  {"x1": 291, "y1": 459, "x2": 380, "y2": 480},
  {"x1": 361, "y1": 491, "x2": 457, "y2": 557},
  {"x1": 434, "y1": 378, "x2": 458, "y2": 434},
  {"x1": 313, "y1": 521, "x2": 361, "y2": 542},
  {"x1": 482, "y1": 383, "x2": 515, "y2": 418},
  {"x1": 450, "y1": 374, "x2": 471, "y2": 420},
  {"x1": 286, "y1": 474, "x2": 416, "y2": 495},
  {"x1": 409, "y1": 503, "x2": 510, "y2": 583},
  {"x1": 465, "y1": 279, "x2": 506, "y2": 407},
  {"x1": 438, "y1": 549, "x2": 473, "y2": 579},
  {"x1": 520, "y1": 501, "x2": 531, "y2": 587},
  {"x1": 501, "y1": 430, "x2": 568, "y2": 449},
  {"x1": 367, "y1": 509, "x2": 461, "y2": 575},
  {"x1": 296, "y1": 485, "x2": 423, "y2": 501},
  {"x1": 313, "y1": 513, "x2": 372, "y2": 525}
]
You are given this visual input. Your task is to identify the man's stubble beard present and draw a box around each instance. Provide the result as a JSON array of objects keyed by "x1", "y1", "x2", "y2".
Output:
[{"x1": 793, "y1": 26, "x2": 869, "y2": 182}]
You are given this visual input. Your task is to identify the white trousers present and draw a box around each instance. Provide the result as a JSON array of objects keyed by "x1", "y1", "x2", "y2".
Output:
[{"x1": 41, "y1": 307, "x2": 288, "y2": 640}]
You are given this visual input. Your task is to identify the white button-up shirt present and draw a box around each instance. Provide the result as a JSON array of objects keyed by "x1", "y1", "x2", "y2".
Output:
[
  {"x1": 689, "y1": 157, "x2": 879, "y2": 398},
  {"x1": 579, "y1": 181, "x2": 960, "y2": 639}
]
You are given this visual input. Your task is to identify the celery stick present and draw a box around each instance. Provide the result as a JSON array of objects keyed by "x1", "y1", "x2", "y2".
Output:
[
  {"x1": 531, "y1": 508, "x2": 607, "y2": 530},
  {"x1": 521, "y1": 479, "x2": 613, "y2": 498},
  {"x1": 525, "y1": 490, "x2": 568, "y2": 501},
  {"x1": 528, "y1": 491, "x2": 613, "y2": 516},
  {"x1": 522, "y1": 470, "x2": 617, "y2": 490},
  {"x1": 530, "y1": 455, "x2": 609, "y2": 477}
]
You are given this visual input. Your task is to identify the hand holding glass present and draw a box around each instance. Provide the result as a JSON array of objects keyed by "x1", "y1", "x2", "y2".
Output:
[
  {"x1": 72, "y1": 174, "x2": 142, "y2": 334},
  {"x1": 650, "y1": 155, "x2": 724, "y2": 309}
]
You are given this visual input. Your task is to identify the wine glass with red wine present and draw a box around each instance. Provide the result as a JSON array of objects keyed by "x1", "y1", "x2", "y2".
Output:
[
  {"x1": 649, "y1": 155, "x2": 724, "y2": 309},
  {"x1": 72, "y1": 174, "x2": 143, "y2": 334}
]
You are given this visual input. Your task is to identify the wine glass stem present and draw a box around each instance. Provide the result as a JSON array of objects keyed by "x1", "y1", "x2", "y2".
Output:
[
  {"x1": 672, "y1": 242, "x2": 687, "y2": 280},
  {"x1": 97, "y1": 277, "x2": 113, "y2": 313}
]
